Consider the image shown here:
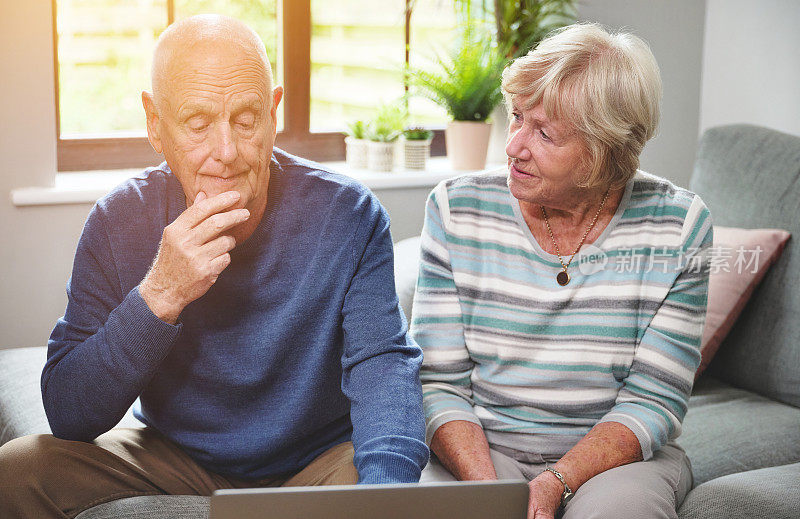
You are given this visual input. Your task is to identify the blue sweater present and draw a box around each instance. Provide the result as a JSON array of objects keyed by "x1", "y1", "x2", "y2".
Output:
[{"x1": 43, "y1": 149, "x2": 429, "y2": 483}]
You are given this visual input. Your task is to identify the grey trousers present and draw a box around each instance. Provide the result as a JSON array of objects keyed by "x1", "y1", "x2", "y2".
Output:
[{"x1": 420, "y1": 442, "x2": 693, "y2": 519}]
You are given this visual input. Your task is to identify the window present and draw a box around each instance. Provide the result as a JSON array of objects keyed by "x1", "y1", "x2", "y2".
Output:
[
  {"x1": 54, "y1": 0, "x2": 456, "y2": 171},
  {"x1": 309, "y1": 0, "x2": 456, "y2": 131}
]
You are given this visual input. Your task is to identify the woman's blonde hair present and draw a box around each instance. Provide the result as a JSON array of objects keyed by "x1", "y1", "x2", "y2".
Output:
[{"x1": 502, "y1": 23, "x2": 662, "y2": 190}]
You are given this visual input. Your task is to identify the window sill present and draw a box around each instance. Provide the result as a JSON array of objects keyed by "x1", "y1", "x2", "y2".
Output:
[
  {"x1": 11, "y1": 169, "x2": 143, "y2": 207},
  {"x1": 10, "y1": 158, "x2": 504, "y2": 207}
]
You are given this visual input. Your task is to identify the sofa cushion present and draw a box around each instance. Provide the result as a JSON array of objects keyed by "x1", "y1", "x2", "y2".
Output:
[
  {"x1": 0, "y1": 346, "x2": 141, "y2": 446},
  {"x1": 698, "y1": 226, "x2": 791, "y2": 378},
  {"x1": 74, "y1": 495, "x2": 209, "y2": 519},
  {"x1": 690, "y1": 124, "x2": 800, "y2": 407},
  {"x1": 677, "y1": 376, "x2": 800, "y2": 485},
  {"x1": 678, "y1": 462, "x2": 800, "y2": 519},
  {"x1": 394, "y1": 236, "x2": 422, "y2": 323}
]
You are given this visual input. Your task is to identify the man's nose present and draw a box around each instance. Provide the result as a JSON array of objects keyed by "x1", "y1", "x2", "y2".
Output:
[
  {"x1": 211, "y1": 123, "x2": 238, "y2": 165},
  {"x1": 505, "y1": 128, "x2": 531, "y2": 161}
]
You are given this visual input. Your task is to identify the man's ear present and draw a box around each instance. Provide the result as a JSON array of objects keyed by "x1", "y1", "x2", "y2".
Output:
[
  {"x1": 270, "y1": 86, "x2": 283, "y2": 137},
  {"x1": 142, "y1": 91, "x2": 163, "y2": 154}
]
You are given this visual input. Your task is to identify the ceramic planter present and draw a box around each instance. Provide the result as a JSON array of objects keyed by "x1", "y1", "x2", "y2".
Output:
[
  {"x1": 367, "y1": 141, "x2": 396, "y2": 172},
  {"x1": 403, "y1": 138, "x2": 432, "y2": 170},
  {"x1": 487, "y1": 105, "x2": 510, "y2": 164},
  {"x1": 445, "y1": 120, "x2": 493, "y2": 170},
  {"x1": 345, "y1": 136, "x2": 369, "y2": 169}
]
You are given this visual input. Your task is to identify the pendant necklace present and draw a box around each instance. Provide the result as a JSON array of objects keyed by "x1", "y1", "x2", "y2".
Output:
[{"x1": 541, "y1": 189, "x2": 610, "y2": 286}]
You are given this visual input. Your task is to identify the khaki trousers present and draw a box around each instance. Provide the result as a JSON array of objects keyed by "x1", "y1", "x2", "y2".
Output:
[{"x1": 0, "y1": 427, "x2": 358, "y2": 519}]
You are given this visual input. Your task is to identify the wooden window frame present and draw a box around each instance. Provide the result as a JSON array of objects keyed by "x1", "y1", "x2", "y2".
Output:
[{"x1": 54, "y1": 0, "x2": 444, "y2": 172}]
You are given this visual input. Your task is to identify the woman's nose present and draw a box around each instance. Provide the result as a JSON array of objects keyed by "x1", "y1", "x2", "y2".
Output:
[{"x1": 505, "y1": 128, "x2": 531, "y2": 161}]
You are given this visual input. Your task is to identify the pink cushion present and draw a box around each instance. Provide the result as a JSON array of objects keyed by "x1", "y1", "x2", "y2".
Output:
[{"x1": 697, "y1": 227, "x2": 791, "y2": 378}]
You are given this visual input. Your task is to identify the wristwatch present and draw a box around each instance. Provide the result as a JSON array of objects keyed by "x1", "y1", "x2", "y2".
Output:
[{"x1": 544, "y1": 467, "x2": 574, "y2": 506}]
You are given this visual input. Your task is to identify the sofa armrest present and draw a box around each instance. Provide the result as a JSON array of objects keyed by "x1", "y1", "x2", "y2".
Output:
[{"x1": 0, "y1": 346, "x2": 51, "y2": 445}]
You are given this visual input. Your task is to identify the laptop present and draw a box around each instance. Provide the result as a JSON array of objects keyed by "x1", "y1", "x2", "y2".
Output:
[{"x1": 210, "y1": 480, "x2": 529, "y2": 519}]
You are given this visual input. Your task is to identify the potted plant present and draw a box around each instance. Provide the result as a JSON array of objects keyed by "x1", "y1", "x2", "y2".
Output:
[
  {"x1": 460, "y1": 0, "x2": 578, "y2": 163},
  {"x1": 407, "y1": 26, "x2": 505, "y2": 170},
  {"x1": 344, "y1": 120, "x2": 369, "y2": 170},
  {"x1": 365, "y1": 103, "x2": 408, "y2": 172},
  {"x1": 402, "y1": 127, "x2": 434, "y2": 170}
]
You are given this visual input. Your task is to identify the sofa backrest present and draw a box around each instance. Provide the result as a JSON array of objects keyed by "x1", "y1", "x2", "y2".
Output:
[{"x1": 690, "y1": 124, "x2": 800, "y2": 407}]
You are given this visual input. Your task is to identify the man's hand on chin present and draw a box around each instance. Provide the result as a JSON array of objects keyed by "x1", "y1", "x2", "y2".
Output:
[
  {"x1": 139, "y1": 189, "x2": 250, "y2": 324},
  {"x1": 527, "y1": 472, "x2": 563, "y2": 519}
]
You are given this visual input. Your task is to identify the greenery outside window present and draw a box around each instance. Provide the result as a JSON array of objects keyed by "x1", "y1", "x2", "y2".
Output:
[{"x1": 54, "y1": 0, "x2": 456, "y2": 171}]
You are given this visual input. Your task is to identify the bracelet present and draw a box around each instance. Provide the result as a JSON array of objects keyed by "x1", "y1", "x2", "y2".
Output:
[{"x1": 544, "y1": 467, "x2": 574, "y2": 506}]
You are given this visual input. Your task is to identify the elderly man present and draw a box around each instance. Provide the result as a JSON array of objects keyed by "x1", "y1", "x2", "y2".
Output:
[{"x1": 0, "y1": 14, "x2": 428, "y2": 518}]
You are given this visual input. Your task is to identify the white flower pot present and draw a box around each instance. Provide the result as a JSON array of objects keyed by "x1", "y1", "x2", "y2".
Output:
[
  {"x1": 403, "y1": 138, "x2": 432, "y2": 170},
  {"x1": 487, "y1": 104, "x2": 510, "y2": 163},
  {"x1": 345, "y1": 137, "x2": 369, "y2": 169},
  {"x1": 445, "y1": 120, "x2": 493, "y2": 170},
  {"x1": 367, "y1": 141, "x2": 396, "y2": 172}
]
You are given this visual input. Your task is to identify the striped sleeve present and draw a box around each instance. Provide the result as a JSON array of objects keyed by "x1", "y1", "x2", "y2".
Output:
[
  {"x1": 411, "y1": 184, "x2": 482, "y2": 444},
  {"x1": 598, "y1": 194, "x2": 713, "y2": 460}
]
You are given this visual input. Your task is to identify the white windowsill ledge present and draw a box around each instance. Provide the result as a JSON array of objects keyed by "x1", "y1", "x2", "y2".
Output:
[{"x1": 11, "y1": 158, "x2": 504, "y2": 207}]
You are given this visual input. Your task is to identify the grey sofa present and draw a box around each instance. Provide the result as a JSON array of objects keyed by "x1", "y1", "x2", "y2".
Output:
[{"x1": 1, "y1": 124, "x2": 799, "y2": 518}]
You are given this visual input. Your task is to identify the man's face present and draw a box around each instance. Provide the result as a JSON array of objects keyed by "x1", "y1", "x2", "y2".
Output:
[{"x1": 146, "y1": 42, "x2": 282, "y2": 214}]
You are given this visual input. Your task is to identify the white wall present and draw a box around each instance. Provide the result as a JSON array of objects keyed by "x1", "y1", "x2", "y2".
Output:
[
  {"x1": 0, "y1": 2, "x2": 96, "y2": 350},
  {"x1": 700, "y1": 0, "x2": 800, "y2": 137},
  {"x1": 578, "y1": 0, "x2": 707, "y2": 189}
]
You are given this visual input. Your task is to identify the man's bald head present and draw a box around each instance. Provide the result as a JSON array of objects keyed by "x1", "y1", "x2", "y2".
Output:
[
  {"x1": 141, "y1": 14, "x2": 283, "y2": 240},
  {"x1": 151, "y1": 14, "x2": 273, "y2": 111}
]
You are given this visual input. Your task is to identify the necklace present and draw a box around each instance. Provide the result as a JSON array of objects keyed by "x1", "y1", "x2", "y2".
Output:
[{"x1": 541, "y1": 189, "x2": 610, "y2": 286}]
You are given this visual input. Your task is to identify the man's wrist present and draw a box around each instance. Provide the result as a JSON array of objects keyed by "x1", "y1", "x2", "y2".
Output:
[{"x1": 138, "y1": 280, "x2": 184, "y2": 324}]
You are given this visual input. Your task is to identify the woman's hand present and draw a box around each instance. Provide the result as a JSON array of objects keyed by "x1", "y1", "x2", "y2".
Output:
[{"x1": 527, "y1": 471, "x2": 564, "y2": 519}]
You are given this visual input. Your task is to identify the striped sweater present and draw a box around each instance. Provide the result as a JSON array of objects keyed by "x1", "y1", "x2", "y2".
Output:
[{"x1": 410, "y1": 169, "x2": 712, "y2": 463}]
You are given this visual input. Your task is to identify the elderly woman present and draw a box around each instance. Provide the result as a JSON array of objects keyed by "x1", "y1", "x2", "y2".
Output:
[{"x1": 411, "y1": 23, "x2": 712, "y2": 519}]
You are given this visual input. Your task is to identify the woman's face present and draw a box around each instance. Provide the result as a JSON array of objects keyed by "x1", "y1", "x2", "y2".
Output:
[{"x1": 505, "y1": 97, "x2": 590, "y2": 208}]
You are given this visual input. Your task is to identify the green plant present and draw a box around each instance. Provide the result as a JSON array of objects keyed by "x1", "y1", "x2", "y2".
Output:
[
  {"x1": 451, "y1": 1, "x2": 577, "y2": 59},
  {"x1": 345, "y1": 120, "x2": 367, "y2": 139},
  {"x1": 406, "y1": 27, "x2": 505, "y2": 123},
  {"x1": 455, "y1": 0, "x2": 577, "y2": 59},
  {"x1": 403, "y1": 127, "x2": 434, "y2": 141},
  {"x1": 365, "y1": 103, "x2": 408, "y2": 142},
  {"x1": 495, "y1": 0, "x2": 578, "y2": 58}
]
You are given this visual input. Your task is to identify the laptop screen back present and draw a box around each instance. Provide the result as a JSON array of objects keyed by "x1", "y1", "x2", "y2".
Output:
[{"x1": 210, "y1": 480, "x2": 529, "y2": 519}]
